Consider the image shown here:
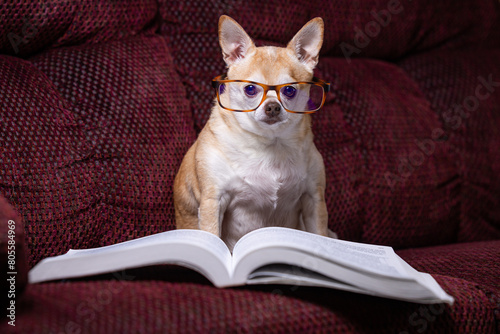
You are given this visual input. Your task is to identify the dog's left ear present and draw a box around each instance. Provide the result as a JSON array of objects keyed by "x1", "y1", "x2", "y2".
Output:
[{"x1": 287, "y1": 18, "x2": 324, "y2": 71}]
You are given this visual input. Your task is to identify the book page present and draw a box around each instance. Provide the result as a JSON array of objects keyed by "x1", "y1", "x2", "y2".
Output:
[
  {"x1": 247, "y1": 264, "x2": 368, "y2": 294},
  {"x1": 65, "y1": 229, "x2": 231, "y2": 263},
  {"x1": 247, "y1": 264, "x2": 453, "y2": 304},
  {"x1": 29, "y1": 229, "x2": 233, "y2": 286},
  {"x1": 233, "y1": 227, "x2": 411, "y2": 279},
  {"x1": 232, "y1": 228, "x2": 454, "y2": 303}
]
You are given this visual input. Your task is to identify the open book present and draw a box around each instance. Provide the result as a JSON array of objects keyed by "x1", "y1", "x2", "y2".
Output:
[{"x1": 29, "y1": 227, "x2": 454, "y2": 304}]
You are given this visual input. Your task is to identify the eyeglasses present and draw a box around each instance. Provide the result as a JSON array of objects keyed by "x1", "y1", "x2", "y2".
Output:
[{"x1": 212, "y1": 75, "x2": 331, "y2": 114}]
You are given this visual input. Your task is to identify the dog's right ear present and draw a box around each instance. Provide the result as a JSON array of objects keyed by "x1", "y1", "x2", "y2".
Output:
[{"x1": 218, "y1": 15, "x2": 255, "y2": 66}]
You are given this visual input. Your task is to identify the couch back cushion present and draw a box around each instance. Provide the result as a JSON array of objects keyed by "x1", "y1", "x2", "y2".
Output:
[
  {"x1": 0, "y1": 35, "x2": 195, "y2": 267},
  {"x1": 0, "y1": 0, "x2": 158, "y2": 57}
]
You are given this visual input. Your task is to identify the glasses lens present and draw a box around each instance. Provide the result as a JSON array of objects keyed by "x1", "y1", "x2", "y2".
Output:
[
  {"x1": 280, "y1": 84, "x2": 324, "y2": 112},
  {"x1": 218, "y1": 82, "x2": 264, "y2": 111}
]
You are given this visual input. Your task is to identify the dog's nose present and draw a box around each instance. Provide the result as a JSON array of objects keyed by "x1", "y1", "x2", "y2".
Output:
[{"x1": 265, "y1": 102, "x2": 281, "y2": 117}]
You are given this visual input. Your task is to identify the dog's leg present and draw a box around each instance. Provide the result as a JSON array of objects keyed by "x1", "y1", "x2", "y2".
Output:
[
  {"x1": 175, "y1": 212, "x2": 199, "y2": 230},
  {"x1": 173, "y1": 179, "x2": 200, "y2": 230},
  {"x1": 300, "y1": 188, "x2": 329, "y2": 237},
  {"x1": 174, "y1": 171, "x2": 228, "y2": 237},
  {"x1": 198, "y1": 192, "x2": 227, "y2": 237},
  {"x1": 197, "y1": 182, "x2": 231, "y2": 237}
]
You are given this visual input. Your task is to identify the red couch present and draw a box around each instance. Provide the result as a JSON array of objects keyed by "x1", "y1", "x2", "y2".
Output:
[{"x1": 1, "y1": 1, "x2": 499, "y2": 332}]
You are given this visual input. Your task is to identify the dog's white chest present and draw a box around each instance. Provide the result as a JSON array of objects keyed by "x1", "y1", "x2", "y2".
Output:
[
  {"x1": 220, "y1": 150, "x2": 308, "y2": 249},
  {"x1": 237, "y1": 166, "x2": 287, "y2": 208}
]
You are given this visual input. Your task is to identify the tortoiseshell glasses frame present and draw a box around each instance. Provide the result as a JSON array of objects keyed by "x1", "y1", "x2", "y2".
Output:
[{"x1": 211, "y1": 75, "x2": 331, "y2": 114}]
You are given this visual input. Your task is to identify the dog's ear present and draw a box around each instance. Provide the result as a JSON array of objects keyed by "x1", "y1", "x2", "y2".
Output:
[
  {"x1": 219, "y1": 15, "x2": 255, "y2": 66},
  {"x1": 287, "y1": 18, "x2": 324, "y2": 71}
]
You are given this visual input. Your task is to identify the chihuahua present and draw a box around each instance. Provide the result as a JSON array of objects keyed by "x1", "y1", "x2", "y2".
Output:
[{"x1": 174, "y1": 15, "x2": 332, "y2": 250}]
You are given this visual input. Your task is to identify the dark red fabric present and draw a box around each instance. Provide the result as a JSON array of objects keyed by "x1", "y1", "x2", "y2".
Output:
[
  {"x1": 0, "y1": 35, "x2": 196, "y2": 268},
  {"x1": 159, "y1": 0, "x2": 498, "y2": 58},
  {"x1": 0, "y1": 1, "x2": 158, "y2": 57},
  {"x1": 399, "y1": 49, "x2": 500, "y2": 243},
  {"x1": 398, "y1": 240, "x2": 500, "y2": 296},
  {"x1": 0, "y1": 272, "x2": 496, "y2": 333},
  {"x1": 0, "y1": 0, "x2": 499, "y2": 332},
  {"x1": 314, "y1": 59, "x2": 458, "y2": 247},
  {"x1": 398, "y1": 240, "x2": 500, "y2": 331},
  {"x1": 0, "y1": 195, "x2": 28, "y2": 308}
]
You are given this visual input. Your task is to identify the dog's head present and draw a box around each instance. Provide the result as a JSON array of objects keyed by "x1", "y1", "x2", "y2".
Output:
[{"x1": 216, "y1": 15, "x2": 324, "y2": 139}]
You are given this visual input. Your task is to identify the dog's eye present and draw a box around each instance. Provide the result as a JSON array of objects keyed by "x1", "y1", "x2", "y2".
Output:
[
  {"x1": 244, "y1": 85, "x2": 258, "y2": 97},
  {"x1": 219, "y1": 83, "x2": 226, "y2": 95},
  {"x1": 282, "y1": 86, "x2": 297, "y2": 98}
]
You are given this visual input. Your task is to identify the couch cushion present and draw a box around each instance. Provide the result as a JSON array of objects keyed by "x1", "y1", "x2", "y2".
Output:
[
  {"x1": 0, "y1": 194, "x2": 28, "y2": 308},
  {"x1": 0, "y1": 36, "x2": 196, "y2": 268},
  {"x1": 0, "y1": 0, "x2": 158, "y2": 57},
  {"x1": 398, "y1": 240, "x2": 500, "y2": 332},
  {"x1": 398, "y1": 240, "x2": 500, "y2": 302},
  {"x1": 313, "y1": 59, "x2": 458, "y2": 247},
  {"x1": 399, "y1": 49, "x2": 500, "y2": 242},
  {"x1": 4, "y1": 271, "x2": 496, "y2": 333}
]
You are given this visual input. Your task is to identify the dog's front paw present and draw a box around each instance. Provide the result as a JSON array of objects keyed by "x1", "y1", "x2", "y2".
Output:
[{"x1": 328, "y1": 229, "x2": 338, "y2": 239}]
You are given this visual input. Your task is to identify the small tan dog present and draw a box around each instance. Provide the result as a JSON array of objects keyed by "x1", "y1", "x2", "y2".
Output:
[{"x1": 174, "y1": 15, "x2": 332, "y2": 250}]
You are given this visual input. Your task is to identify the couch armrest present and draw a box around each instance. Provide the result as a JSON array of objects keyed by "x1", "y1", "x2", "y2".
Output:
[{"x1": 0, "y1": 194, "x2": 28, "y2": 308}]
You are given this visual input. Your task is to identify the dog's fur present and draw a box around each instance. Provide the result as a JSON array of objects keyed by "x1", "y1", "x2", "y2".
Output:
[{"x1": 174, "y1": 15, "x2": 329, "y2": 250}]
